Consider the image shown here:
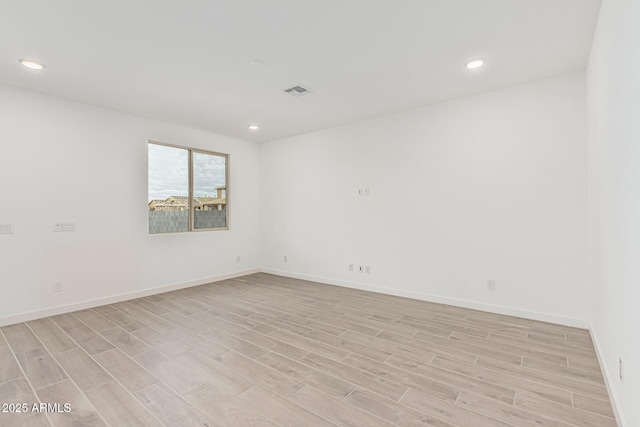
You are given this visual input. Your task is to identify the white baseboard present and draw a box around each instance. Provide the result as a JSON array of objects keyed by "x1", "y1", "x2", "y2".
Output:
[
  {"x1": 590, "y1": 327, "x2": 626, "y2": 427},
  {"x1": 0, "y1": 269, "x2": 260, "y2": 327},
  {"x1": 1, "y1": 266, "x2": 589, "y2": 329},
  {"x1": 260, "y1": 268, "x2": 590, "y2": 329}
]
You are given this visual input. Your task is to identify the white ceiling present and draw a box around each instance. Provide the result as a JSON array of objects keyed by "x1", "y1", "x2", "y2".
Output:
[{"x1": 0, "y1": 0, "x2": 601, "y2": 143}]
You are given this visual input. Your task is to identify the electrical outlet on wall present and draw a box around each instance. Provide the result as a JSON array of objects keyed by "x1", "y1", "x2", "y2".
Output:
[
  {"x1": 487, "y1": 280, "x2": 496, "y2": 291},
  {"x1": 236, "y1": 256, "x2": 241, "y2": 263},
  {"x1": 349, "y1": 264, "x2": 354, "y2": 271},
  {"x1": 357, "y1": 187, "x2": 371, "y2": 197},
  {"x1": 365, "y1": 265, "x2": 371, "y2": 274},
  {"x1": 53, "y1": 281, "x2": 63, "y2": 293},
  {"x1": 0, "y1": 223, "x2": 14, "y2": 234},
  {"x1": 283, "y1": 255, "x2": 288, "y2": 263}
]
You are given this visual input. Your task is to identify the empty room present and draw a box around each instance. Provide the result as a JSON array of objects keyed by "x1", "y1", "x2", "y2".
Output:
[{"x1": 0, "y1": 0, "x2": 637, "y2": 426}]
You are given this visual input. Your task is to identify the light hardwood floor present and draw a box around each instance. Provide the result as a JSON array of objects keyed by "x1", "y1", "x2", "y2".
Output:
[{"x1": 0, "y1": 273, "x2": 616, "y2": 426}]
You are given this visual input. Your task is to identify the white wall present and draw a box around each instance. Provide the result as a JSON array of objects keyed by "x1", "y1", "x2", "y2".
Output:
[
  {"x1": 0, "y1": 84, "x2": 261, "y2": 324},
  {"x1": 587, "y1": 0, "x2": 640, "y2": 425},
  {"x1": 260, "y1": 72, "x2": 590, "y2": 326}
]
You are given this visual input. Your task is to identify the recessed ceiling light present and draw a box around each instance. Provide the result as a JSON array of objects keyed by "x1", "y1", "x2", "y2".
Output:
[
  {"x1": 248, "y1": 124, "x2": 260, "y2": 131},
  {"x1": 249, "y1": 60, "x2": 265, "y2": 68},
  {"x1": 465, "y1": 59, "x2": 485, "y2": 69},
  {"x1": 19, "y1": 59, "x2": 45, "y2": 70}
]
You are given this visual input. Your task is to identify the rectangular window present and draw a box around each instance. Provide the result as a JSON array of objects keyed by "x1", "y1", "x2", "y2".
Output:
[{"x1": 148, "y1": 141, "x2": 228, "y2": 234}]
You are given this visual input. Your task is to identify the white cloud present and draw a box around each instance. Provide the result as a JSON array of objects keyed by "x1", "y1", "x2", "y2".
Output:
[
  {"x1": 148, "y1": 144, "x2": 226, "y2": 201},
  {"x1": 193, "y1": 151, "x2": 226, "y2": 197}
]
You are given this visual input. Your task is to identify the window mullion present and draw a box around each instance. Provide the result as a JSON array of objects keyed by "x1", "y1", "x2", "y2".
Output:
[{"x1": 188, "y1": 149, "x2": 194, "y2": 231}]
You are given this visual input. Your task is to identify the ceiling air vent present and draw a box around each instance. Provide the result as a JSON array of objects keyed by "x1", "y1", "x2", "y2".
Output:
[{"x1": 284, "y1": 85, "x2": 312, "y2": 97}]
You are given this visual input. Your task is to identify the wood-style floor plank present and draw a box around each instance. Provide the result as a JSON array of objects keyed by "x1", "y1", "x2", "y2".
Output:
[
  {"x1": 345, "y1": 388, "x2": 454, "y2": 427},
  {"x1": 400, "y1": 388, "x2": 513, "y2": 427},
  {"x1": 15, "y1": 348, "x2": 67, "y2": 390},
  {"x1": 377, "y1": 330, "x2": 479, "y2": 365},
  {"x1": 430, "y1": 355, "x2": 572, "y2": 406},
  {"x1": 135, "y1": 383, "x2": 220, "y2": 427},
  {"x1": 26, "y1": 319, "x2": 77, "y2": 355},
  {"x1": 340, "y1": 330, "x2": 436, "y2": 364},
  {"x1": 0, "y1": 273, "x2": 616, "y2": 427},
  {"x1": 54, "y1": 348, "x2": 112, "y2": 392},
  {"x1": 452, "y1": 331, "x2": 569, "y2": 366},
  {"x1": 414, "y1": 331, "x2": 523, "y2": 365},
  {"x1": 256, "y1": 351, "x2": 355, "y2": 399},
  {"x1": 0, "y1": 346, "x2": 23, "y2": 384},
  {"x1": 174, "y1": 350, "x2": 254, "y2": 396},
  {"x1": 92, "y1": 348, "x2": 158, "y2": 392},
  {"x1": 269, "y1": 329, "x2": 350, "y2": 362},
  {"x1": 132, "y1": 327, "x2": 190, "y2": 357},
  {"x1": 386, "y1": 354, "x2": 516, "y2": 404},
  {"x1": 133, "y1": 350, "x2": 206, "y2": 395},
  {"x1": 522, "y1": 356, "x2": 604, "y2": 384},
  {"x1": 70, "y1": 310, "x2": 116, "y2": 332},
  {"x1": 233, "y1": 385, "x2": 336, "y2": 427},
  {"x1": 455, "y1": 390, "x2": 574, "y2": 427},
  {"x1": 278, "y1": 313, "x2": 346, "y2": 336},
  {"x1": 199, "y1": 327, "x2": 269, "y2": 359},
  {"x1": 36, "y1": 379, "x2": 106, "y2": 427},
  {"x1": 229, "y1": 327, "x2": 309, "y2": 360},
  {"x1": 93, "y1": 308, "x2": 147, "y2": 332},
  {"x1": 216, "y1": 350, "x2": 305, "y2": 398},
  {"x1": 477, "y1": 356, "x2": 609, "y2": 400},
  {"x1": 2, "y1": 324, "x2": 42, "y2": 353},
  {"x1": 98, "y1": 327, "x2": 152, "y2": 357},
  {"x1": 0, "y1": 410, "x2": 50, "y2": 427},
  {"x1": 85, "y1": 381, "x2": 162, "y2": 427},
  {"x1": 64, "y1": 326, "x2": 114, "y2": 355},
  {"x1": 0, "y1": 378, "x2": 50, "y2": 427},
  {"x1": 514, "y1": 391, "x2": 616, "y2": 427},
  {"x1": 114, "y1": 303, "x2": 178, "y2": 334},
  {"x1": 160, "y1": 311, "x2": 213, "y2": 334},
  {"x1": 49, "y1": 314, "x2": 85, "y2": 332},
  {"x1": 0, "y1": 378, "x2": 37, "y2": 404},
  {"x1": 290, "y1": 385, "x2": 395, "y2": 427},
  {"x1": 300, "y1": 352, "x2": 408, "y2": 401},
  {"x1": 572, "y1": 393, "x2": 616, "y2": 419},
  {"x1": 304, "y1": 329, "x2": 392, "y2": 362}
]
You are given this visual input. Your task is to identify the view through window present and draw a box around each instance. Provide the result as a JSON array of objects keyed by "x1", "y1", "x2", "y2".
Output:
[{"x1": 148, "y1": 142, "x2": 228, "y2": 234}]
